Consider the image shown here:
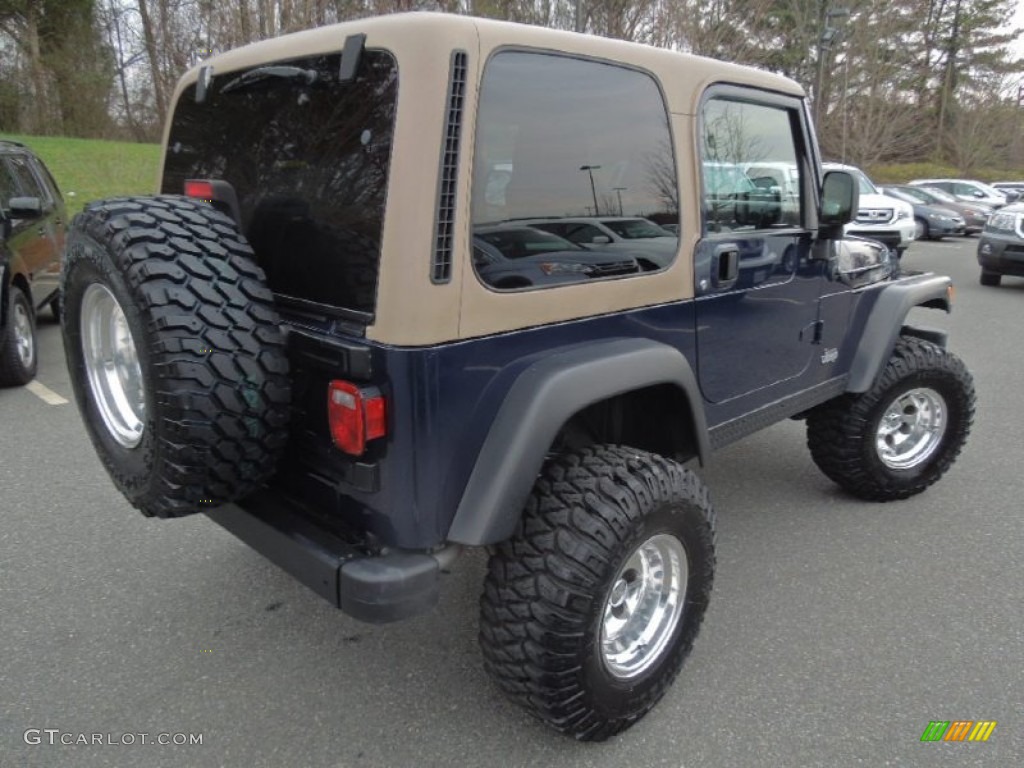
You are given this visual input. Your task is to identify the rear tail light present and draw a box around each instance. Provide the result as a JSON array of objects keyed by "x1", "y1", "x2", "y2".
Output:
[
  {"x1": 327, "y1": 381, "x2": 387, "y2": 456},
  {"x1": 184, "y1": 179, "x2": 215, "y2": 202}
]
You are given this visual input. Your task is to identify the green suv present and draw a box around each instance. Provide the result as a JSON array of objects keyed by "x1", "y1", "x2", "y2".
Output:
[{"x1": 0, "y1": 140, "x2": 66, "y2": 385}]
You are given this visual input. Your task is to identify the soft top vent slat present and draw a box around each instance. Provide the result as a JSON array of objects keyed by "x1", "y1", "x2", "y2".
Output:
[{"x1": 432, "y1": 50, "x2": 467, "y2": 284}]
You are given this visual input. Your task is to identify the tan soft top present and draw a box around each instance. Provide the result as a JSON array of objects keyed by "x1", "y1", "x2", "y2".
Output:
[
  {"x1": 166, "y1": 13, "x2": 806, "y2": 346},
  {"x1": 174, "y1": 12, "x2": 803, "y2": 112}
]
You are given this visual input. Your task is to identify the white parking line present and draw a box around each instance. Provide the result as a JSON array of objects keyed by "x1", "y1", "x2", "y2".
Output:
[{"x1": 25, "y1": 381, "x2": 69, "y2": 405}]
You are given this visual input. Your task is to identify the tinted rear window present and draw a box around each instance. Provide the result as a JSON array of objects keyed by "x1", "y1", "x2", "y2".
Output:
[{"x1": 162, "y1": 50, "x2": 398, "y2": 317}]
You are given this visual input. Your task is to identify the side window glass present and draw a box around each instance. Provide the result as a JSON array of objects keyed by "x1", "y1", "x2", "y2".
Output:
[
  {"x1": 471, "y1": 51, "x2": 679, "y2": 291},
  {"x1": 0, "y1": 162, "x2": 17, "y2": 207},
  {"x1": 29, "y1": 158, "x2": 60, "y2": 204},
  {"x1": 700, "y1": 99, "x2": 803, "y2": 233},
  {"x1": 7, "y1": 156, "x2": 45, "y2": 201}
]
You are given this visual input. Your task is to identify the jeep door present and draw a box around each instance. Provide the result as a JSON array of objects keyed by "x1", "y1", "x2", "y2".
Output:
[{"x1": 693, "y1": 88, "x2": 824, "y2": 404}]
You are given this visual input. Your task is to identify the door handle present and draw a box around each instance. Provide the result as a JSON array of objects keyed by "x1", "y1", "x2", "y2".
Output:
[{"x1": 713, "y1": 244, "x2": 740, "y2": 289}]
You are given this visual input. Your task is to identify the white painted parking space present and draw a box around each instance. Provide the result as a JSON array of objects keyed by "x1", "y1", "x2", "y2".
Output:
[{"x1": 24, "y1": 380, "x2": 70, "y2": 405}]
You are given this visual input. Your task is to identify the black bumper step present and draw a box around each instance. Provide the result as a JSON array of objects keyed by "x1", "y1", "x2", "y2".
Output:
[{"x1": 206, "y1": 490, "x2": 440, "y2": 624}]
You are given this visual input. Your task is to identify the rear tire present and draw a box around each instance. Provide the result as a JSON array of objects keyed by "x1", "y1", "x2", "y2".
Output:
[
  {"x1": 807, "y1": 337, "x2": 974, "y2": 501},
  {"x1": 0, "y1": 285, "x2": 37, "y2": 386},
  {"x1": 479, "y1": 445, "x2": 715, "y2": 741},
  {"x1": 61, "y1": 196, "x2": 291, "y2": 518}
]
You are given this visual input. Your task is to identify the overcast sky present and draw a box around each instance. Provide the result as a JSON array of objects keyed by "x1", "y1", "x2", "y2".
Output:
[{"x1": 1011, "y1": 5, "x2": 1024, "y2": 59}]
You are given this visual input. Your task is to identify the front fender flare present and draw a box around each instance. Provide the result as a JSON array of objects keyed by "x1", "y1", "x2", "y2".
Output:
[
  {"x1": 446, "y1": 338, "x2": 707, "y2": 546},
  {"x1": 847, "y1": 274, "x2": 952, "y2": 393}
]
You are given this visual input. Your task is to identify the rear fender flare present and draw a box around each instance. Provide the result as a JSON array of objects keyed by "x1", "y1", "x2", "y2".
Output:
[{"x1": 446, "y1": 338, "x2": 708, "y2": 546}]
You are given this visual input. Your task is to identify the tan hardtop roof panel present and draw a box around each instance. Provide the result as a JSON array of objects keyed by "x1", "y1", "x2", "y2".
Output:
[{"x1": 177, "y1": 12, "x2": 802, "y2": 104}]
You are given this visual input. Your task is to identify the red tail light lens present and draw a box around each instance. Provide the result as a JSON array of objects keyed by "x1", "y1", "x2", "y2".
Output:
[
  {"x1": 184, "y1": 179, "x2": 215, "y2": 201},
  {"x1": 327, "y1": 381, "x2": 386, "y2": 456}
]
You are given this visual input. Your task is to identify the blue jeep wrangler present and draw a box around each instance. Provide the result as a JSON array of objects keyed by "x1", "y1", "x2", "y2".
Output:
[{"x1": 59, "y1": 14, "x2": 975, "y2": 741}]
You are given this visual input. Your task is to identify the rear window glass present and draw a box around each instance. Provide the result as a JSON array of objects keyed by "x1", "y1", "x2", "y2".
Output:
[{"x1": 162, "y1": 50, "x2": 398, "y2": 317}]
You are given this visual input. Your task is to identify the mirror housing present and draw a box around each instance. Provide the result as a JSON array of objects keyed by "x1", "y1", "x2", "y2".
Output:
[
  {"x1": 819, "y1": 171, "x2": 858, "y2": 235},
  {"x1": 591, "y1": 235, "x2": 612, "y2": 244},
  {"x1": 9, "y1": 196, "x2": 43, "y2": 220}
]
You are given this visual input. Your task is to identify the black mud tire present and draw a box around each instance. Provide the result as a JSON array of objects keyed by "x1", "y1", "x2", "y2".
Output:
[
  {"x1": 60, "y1": 196, "x2": 290, "y2": 518},
  {"x1": 50, "y1": 293, "x2": 61, "y2": 322},
  {"x1": 979, "y1": 270, "x2": 1001, "y2": 287},
  {"x1": 0, "y1": 285, "x2": 37, "y2": 386},
  {"x1": 479, "y1": 445, "x2": 716, "y2": 741},
  {"x1": 806, "y1": 336, "x2": 974, "y2": 501}
]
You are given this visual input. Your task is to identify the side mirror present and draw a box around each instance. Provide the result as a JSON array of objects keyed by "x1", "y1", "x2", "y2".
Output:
[
  {"x1": 9, "y1": 196, "x2": 43, "y2": 219},
  {"x1": 591, "y1": 235, "x2": 611, "y2": 244},
  {"x1": 819, "y1": 171, "x2": 859, "y2": 232}
]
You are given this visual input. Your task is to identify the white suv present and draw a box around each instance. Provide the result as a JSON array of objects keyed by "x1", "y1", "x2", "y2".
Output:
[{"x1": 825, "y1": 163, "x2": 916, "y2": 257}]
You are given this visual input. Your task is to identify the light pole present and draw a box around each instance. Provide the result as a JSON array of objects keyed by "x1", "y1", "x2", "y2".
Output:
[
  {"x1": 814, "y1": 7, "x2": 849, "y2": 126},
  {"x1": 580, "y1": 165, "x2": 601, "y2": 216},
  {"x1": 613, "y1": 187, "x2": 627, "y2": 216}
]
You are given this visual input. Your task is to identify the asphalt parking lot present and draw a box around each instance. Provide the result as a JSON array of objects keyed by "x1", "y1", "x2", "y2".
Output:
[{"x1": 2, "y1": 236, "x2": 1021, "y2": 767}]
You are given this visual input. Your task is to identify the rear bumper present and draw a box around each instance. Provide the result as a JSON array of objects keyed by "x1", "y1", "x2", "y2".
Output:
[{"x1": 206, "y1": 490, "x2": 450, "y2": 623}]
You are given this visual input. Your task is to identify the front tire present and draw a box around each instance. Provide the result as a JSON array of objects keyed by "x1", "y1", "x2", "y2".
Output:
[
  {"x1": 979, "y1": 270, "x2": 1001, "y2": 287},
  {"x1": 479, "y1": 445, "x2": 716, "y2": 741},
  {"x1": 0, "y1": 285, "x2": 38, "y2": 386},
  {"x1": 61, "y1": 196, "x2": 291, "y2": 518},
  {"x1": 807, "y1": 337, "x2": 974, "y2": 501}
]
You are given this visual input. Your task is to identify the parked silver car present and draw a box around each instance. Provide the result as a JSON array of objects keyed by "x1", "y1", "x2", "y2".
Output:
[
  {"x1": 909, "y1": 178, "x2": 1008, "y2": 209},
  {"x1": 519, "y1": 216, "x2": 678, "y2": 270}
]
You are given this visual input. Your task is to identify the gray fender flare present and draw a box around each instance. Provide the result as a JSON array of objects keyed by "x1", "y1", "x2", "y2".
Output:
[
  {"x1": 847, "y1": 274, "x2": 952, "y2": 393},
  {"x1": 446, "y1": 338, "x2": 708, "y2": 546}
]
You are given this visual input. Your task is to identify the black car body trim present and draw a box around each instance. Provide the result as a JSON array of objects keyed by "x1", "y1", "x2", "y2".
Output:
[
  {"x1": 206, "y1": 489, "x2": 442, "y2": 623},
  {"x1": 709, "y1": 375, "x2": 849, "y2": 449},
  {"x1": 446, "y1": 337, "x2": 708, "y2": 546},
  {"x1": 846, "y1": 274, "x2": 952, "y2": 392}
]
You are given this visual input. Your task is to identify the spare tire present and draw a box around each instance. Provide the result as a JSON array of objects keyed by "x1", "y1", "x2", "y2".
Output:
[{"x1": 61, "y1": 196, "x2": 290, "y2": 518}]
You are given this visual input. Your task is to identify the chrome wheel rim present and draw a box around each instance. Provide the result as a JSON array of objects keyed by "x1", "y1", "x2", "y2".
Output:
[
  {"x1": 601, "y1": 533, "x2": 687, "y2": 679},
  {"x1": 12, "y1": 298, "x2": 34, "y2": 370},
  {"x1": 81, "y1": 283, "x2": 146, "y2": 448},
  {"x1": 875, "y1": 387, "x2": 946, "y2": 470}
]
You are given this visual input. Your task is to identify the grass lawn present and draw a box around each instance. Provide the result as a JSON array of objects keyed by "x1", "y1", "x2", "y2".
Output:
[{"x1": 0, "y1": 134, "x2": 161, "y2": 217}]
